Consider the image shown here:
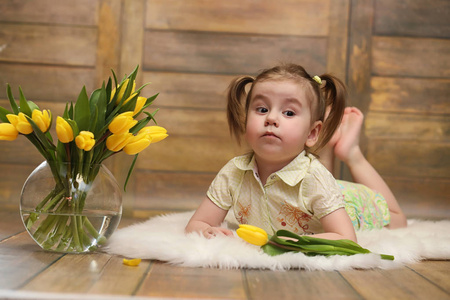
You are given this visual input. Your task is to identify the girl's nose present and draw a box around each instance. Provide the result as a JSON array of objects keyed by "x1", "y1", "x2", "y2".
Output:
[{"x1": 264, "y1": 112, "x2": 278, "y2": 127}]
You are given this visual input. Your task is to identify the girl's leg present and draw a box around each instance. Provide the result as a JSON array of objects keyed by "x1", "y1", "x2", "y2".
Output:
[
  {"x1": 334, "y1": 107, "x2": 407, "y2": 228},
  {"x1": 318, "y1": 107, "x2": 341, "y2": 174}
]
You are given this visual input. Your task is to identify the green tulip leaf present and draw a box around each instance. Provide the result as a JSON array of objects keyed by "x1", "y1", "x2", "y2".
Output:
[
  {"x1": 6, "y1": 84, "x2": 19, "y2": 114},
  {"x1": 262, "y1": 230, "x2": 394, "y2": 260},
  {"x1": 74, "y1": 86, "x2": 90, "y2": 131},
  {"x1": 27, "y1": 100, "x2": 40, "y2": 113},
  {"x1": 0, "y1": 106, "x2": 12, "y2": 122},
  {"x1": 18, "y1": 87, "x2": 32, "y2": 117},
  {"x1": 123, "y1": 154, "x2": 138, "y2": 192}
]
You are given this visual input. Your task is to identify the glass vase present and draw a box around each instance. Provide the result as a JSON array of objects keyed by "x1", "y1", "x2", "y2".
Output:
[{"x1": 20, "y1": 161, "x2": 122, "y2": 253}]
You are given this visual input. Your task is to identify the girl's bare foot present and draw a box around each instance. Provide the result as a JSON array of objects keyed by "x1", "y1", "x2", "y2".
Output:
[{"x1": 333, "y1": 107, "x2": 364, "y2": 165}]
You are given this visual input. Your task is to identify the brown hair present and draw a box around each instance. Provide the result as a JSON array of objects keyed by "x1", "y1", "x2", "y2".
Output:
[{"x1": 226, "y1": 63, "x2": 346, "y2": 154}]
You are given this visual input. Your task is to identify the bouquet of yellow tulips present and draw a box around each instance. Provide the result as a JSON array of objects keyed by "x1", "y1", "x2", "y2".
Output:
[{"x1": 0, "y1": 66, "x2": 167, "y2": 252}]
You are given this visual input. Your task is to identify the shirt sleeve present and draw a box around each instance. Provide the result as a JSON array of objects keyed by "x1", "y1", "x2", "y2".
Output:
[
  {"x1": 301, "y1": 161, "x2": 345, "y2": 219},
  {"x1": 206, "y1": 159, "x2": 239, "y2": 210}
]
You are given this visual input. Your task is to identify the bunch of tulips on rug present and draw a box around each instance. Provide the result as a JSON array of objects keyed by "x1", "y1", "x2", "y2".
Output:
[{"x1": 0, "y1": 66, "x2": 167, "y2": 252}]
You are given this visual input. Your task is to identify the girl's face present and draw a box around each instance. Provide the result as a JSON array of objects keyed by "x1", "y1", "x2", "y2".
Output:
[{"x1": 245, "y1": 79, "x2": 322, "y2": 166}]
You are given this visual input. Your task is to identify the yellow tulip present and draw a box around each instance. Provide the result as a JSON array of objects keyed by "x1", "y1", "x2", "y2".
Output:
[
  {"x1": 108, "y1": 112, "x2": 137, "y2": 135},
  {"x1": 106, "y1": 132, "x2": 133, "y2": 152},
  {"x1": 75, "y1": 131, "x2": 96, "y2": 151},
  {"x1": 56, "y1": 116, "x2": 74, "y2": 143},
  {"x1": 236, "y1": 224, "x2": 269, "y2": 246},
  {"x1": 138, "y1": 126, "x2": 168, "y2": 144},
  {"x1": 133, "y1": 96, "x2": 146, "y2": 116},
  {"x1": 123, "y1": 132, "x2": 152, "y2": 155},
  {"x1": 7, "y1": 113, "x2": 33, "y2": 135},
  {"x1": 0, "y1": 123, "x2": 19, "y2": 141},
  {"x1": 31, "y1": 109, "x2": 51, "y2": 132}
]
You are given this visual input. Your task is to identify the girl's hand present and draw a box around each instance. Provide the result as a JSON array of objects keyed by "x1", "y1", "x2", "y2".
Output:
[{"x1": 203, "y1": 226, "x2": 234, "y2": 239}]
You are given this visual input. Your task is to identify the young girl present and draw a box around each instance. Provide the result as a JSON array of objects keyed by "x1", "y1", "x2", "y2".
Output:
[{"x1": 185, "y1": 63, "x2": 406, "y2": 242}]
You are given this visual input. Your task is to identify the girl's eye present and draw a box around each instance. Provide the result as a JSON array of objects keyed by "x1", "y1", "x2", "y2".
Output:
[
  {"x1": 283, "y1": 110, "x2": 295, "y2": 117},
  {"x1": 256, "y1": 107, "x2": 268, "y2": 113}
]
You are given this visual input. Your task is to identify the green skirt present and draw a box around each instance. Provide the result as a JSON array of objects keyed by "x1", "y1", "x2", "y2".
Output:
[{"x1": 337, "y1": 180, "x2": 390, "y2": 230}]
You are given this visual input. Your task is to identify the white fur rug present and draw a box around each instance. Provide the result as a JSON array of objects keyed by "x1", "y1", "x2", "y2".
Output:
[{"x1": 104, "y1": 211, "x2": 450, "y2": 271}]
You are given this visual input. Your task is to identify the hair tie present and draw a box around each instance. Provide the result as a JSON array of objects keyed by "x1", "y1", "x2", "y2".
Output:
[{"x1": 312, "y1": 75, "x2": 322, "y2": 85}]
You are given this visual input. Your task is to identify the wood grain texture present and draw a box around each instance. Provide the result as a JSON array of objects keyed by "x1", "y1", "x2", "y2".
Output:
[
  {"x1": 95, "y1": 0, "x2": 121, "y2": 86},
  {"x1": 22, "y1": 253, "x2": 112, "y2": 293},
  {"x1": 0, "y1": 163, "x2": 35, "y2": 208},
  {"x1": 366, "y1": 139, "x2": 449, "y2": 178},
  {"x1": 407, "y1": 261, "x2": 450, "y2": 293},
  {"x1": 365, "y1": 111, "x2": 450, "y2": 141},
  {"x1": 154, "y1": 107, "x2": 228, "y2": 137},
  {"x1": 136, "y1": 262, "x2": 247, "y2": 299},
  {"x1": 0, "y1": 0, "x2": 99, "y2": 25},
  {"x1": 143, "y1": 30, "x2": 327, "y2": 75},
  {"x1": 0, "y1": 23, "x2": 97, "y2": 66},
  {"x1": 374, "y1": 0, "x2": 450, "y2": 39},
  {"x1": 0, "y1": 64, "x2": 95, "y2": 103},
  {"x1": 145, "y1": 0, "x2": 330, "y2": 36},
  {"x1": 346, "y1": 0, "x2": 373, "y2": 112},
  {"x1": 143, "y1": 71, "x2": 234, "y2": 109},
  {"x1": 372, "y1": 36, "x2": 450, "y2": 78},
  {"x1": 370, "y1": 76, "x2": 450, "y2": 114},
  {"x1": 0, "y1": 232, "x2": 63, "y2": 290},
  {"x1": 87, "y1": 255, "x2": 151, "y2": 295},
  {"x1": 136, "y1": 135, "x2": 245, "y2": 172},
  {"x1": 326, "y1": 0, "x2": 350, "y2": 79},
  {"x1": 134, "y1": 171, "x2": 214, "y2": 211},
  {"x1": 0, "y1": 210, "x2": 24, "y2": 240},
  {"x1": 246, "y1": 269, "x2": 360, "y2": 300},
  {"x1": 385, "y1": 177, "x2": 450, "y2": 219},
  {"x1": 340, "y1": 266, "x2": 450, "y2": 299}
]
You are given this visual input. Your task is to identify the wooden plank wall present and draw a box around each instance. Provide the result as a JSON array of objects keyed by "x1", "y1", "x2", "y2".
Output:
[
  {"x1": 363, "y1": 0, "x2": 450, "y2": 218},
  {"x1": 0, "y1": 0, "x2": 448, "y2": 219}
]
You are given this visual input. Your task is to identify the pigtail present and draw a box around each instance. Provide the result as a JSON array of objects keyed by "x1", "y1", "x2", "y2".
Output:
[
  {"x1": 226, "y1": 75, "x2": 254, "y2": 144},
  {"x1": 311, "y1": 74, "x2": 347, "y2": 153}
]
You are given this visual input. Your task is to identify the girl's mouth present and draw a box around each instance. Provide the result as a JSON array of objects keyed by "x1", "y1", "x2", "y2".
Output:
[{"x1": 262, "y1": 132, "x2": 279, "y2": 139}]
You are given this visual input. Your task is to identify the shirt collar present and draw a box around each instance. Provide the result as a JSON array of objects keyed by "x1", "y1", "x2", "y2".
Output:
[{"x1": 233, "y1": 151, "x2": 313, "y2": 186}]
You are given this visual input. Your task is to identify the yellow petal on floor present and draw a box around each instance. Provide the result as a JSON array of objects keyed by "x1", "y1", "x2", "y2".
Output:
[{"x1": 123, "y1": 258, "x2": 142, "y2": 266}]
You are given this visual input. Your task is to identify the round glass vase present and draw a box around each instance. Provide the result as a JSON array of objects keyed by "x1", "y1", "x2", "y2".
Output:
[{"x1": 20, "y1": 161, "x2": 122, "y2": 253}]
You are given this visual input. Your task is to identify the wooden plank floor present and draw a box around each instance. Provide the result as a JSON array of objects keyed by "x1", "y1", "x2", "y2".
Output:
[{"x1": 1, "y1": 210, "x2": 449, "y2": 300}]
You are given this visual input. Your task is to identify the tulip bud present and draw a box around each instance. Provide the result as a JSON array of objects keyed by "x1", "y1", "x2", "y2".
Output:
[
  {"x1": 7, "y1": 113, "x2": 33, "y2": 135},
  {"x1": 236, "y1": 224, "x2": 269, "y2": 246},
  {"x1": 31, "y1": 109, "x2": 51, "y2": 133},
  {"x1": 108, "y1": 112, "x2": 137, "y2": 135},
  {"x1": 111, "y1": 79, "x2": 136, "y2": 105},
  {"x1": 106, "y1": 132, "x2": 133, "y2": 152},
  {"x1": 0, "y1": 123, "x2": 19, "y2": 141},
  {"x1": 56, "y1": 116, "x2": 74, "y2": 143},
  {"x1": 138, "y1": 126, "x2": 168, "y2": 144},
  {"x1": 75, "y1": 131, "x2": 96, "y2": 151},
  {"x1": 133, "y1": 96, "x2": 146, "y2": 116},
  {"x1": 123, "y1": 132, "x2": 152, "y2": 155}
]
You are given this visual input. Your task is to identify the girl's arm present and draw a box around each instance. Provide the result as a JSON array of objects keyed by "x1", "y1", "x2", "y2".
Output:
[
  {"x1": 185, "y1": 197, "x2": 233, "y2": 238},
  {"x1": 313, "y1": 208, "x2": 357, "y2": 242}
]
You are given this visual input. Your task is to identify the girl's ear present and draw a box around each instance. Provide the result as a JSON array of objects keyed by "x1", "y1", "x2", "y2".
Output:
[{"x1": 305, "y1": 120, "x2": 322, "y2": 148}]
